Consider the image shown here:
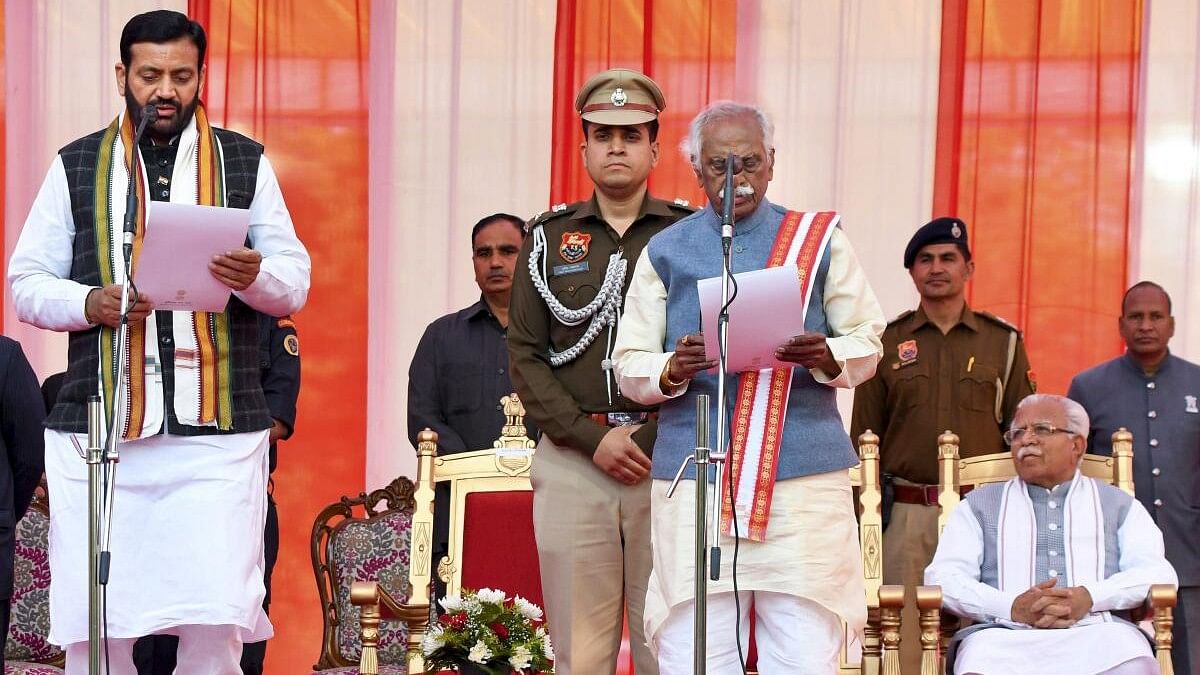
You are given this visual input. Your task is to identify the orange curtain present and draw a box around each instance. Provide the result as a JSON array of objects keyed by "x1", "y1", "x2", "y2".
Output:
[
  {"x1": 0, "y1": 1, "x2": 6, "y2": 327},
  {"x1": 549, "y1": 0, "x2": 737, "y2": 206},
  {"x1": 188, "y1": 2, "x2": 369, "y2": 672},
  {"x1": 932, "y1": 0, "x2": 1143, "y2": 394}
]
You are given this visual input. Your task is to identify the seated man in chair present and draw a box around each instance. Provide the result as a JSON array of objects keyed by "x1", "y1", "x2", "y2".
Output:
[{"x1": 925, "y1": 394, "x2": 1177, "y2": 675}]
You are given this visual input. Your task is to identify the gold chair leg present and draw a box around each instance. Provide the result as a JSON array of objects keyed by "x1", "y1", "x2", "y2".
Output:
[{"x1": 861, "y1": 605, "x2": 881, "y2": 675}]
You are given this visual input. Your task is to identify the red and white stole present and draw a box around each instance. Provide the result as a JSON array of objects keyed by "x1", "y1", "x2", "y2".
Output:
[{"x1": 720, "y1": 211, "x2": 839, "y2": 541}]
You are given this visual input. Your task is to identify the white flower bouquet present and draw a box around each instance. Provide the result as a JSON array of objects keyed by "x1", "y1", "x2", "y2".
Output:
[{"x1": 422, "y1": 588, "x2": 554, "y2": 674}]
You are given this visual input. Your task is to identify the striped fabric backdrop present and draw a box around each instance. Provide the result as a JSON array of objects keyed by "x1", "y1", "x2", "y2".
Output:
[{"x1": 3, "y1": 1, "x2": 1198, "y2": 671}]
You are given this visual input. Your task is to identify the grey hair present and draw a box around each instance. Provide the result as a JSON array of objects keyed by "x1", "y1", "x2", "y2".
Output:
[
  {"x1": 680, "y1": 101, "x2": 775, "y2": 171},
  {"x1": 1014, "y1": 394, "x2": 1090, "y2": 438}
]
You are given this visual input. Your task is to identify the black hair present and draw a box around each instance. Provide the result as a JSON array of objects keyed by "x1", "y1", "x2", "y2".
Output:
[
  {"x1": 1122, "y1": 281, "x2": 1172, "y2": 315},
  {"x1": 471, "y1": 213, "x2": 526, "y2": 247},
  {"x1": 120, "y1": 10, "x2": 207, "y2": 69},
  {"x1": 581, "y1": 119, "x2": 660, "y2": 143}
]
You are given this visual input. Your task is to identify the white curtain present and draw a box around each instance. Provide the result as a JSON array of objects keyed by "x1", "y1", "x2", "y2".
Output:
[
  {"x1": 1135, "y1": 0, "x2": 1200, "y2": 361},
  {"x1": 4, "y1": 0, "x2": 187, "y2": 378},
  {"x1": 367, "y1": 0, "x2": 556, "y2": 486},
  {"x1": 738, "y1": 0, "x2": 944, "y2": 420}
]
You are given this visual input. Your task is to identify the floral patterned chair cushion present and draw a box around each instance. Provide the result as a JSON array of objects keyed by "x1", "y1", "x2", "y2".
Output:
[
  {"x1": 5, "y1": 494, "x2": 61, "y2": 668},
  {"x1": 5, "y1": 664, "x2": 65, "y2": 674},
  {"x1": 312, "y1": 476, "x2": 416, "y2": 673},
  {"x1": 330, "y1": 509, "x2": 412, "y2": 665}
]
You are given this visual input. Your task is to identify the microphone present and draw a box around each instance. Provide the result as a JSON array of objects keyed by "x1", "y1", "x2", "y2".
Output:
[
  {"x1": 720, "y1": 152, "x2": 742, "y2": 245},
  {"x1": 122, "y1": 104, "x2": 160, "y2": 250}
]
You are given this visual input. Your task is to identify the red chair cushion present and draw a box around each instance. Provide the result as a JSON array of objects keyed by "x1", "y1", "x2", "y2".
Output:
[{"x1": 459, "y1": 491, "x2": 545, "y2": 612}]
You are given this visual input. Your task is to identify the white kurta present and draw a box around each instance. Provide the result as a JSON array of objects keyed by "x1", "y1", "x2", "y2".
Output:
[
  {"x1": 645, "y1": 474, "x2": 867, "y2": 653},
  {"x1": 45, "y1": 429, "x2": 273, "y2": 644},
  {"x1": 8, "y1": 129, "x2": 309, "y2": 645},
  {"x1": 926, "y1": 486, "x2": 1178, "y2": 674},
  {"x1": 612, "y1": 225, "x2": 885, "y2": 648}
]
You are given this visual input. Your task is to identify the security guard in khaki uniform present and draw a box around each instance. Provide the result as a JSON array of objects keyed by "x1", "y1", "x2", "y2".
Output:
[
  {"x1": 508, "y1": 69, "x2": 691, "y2": 675},
  {"x1": 851, "y1": 217, "x2": 1035, "y2": 673}
]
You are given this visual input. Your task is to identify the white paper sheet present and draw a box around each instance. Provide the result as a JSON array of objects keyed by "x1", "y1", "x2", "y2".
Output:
[
  {"x1": 697, "y1": 265, "x2": 806, "y2": 373},
  {"x1": 134, "y1": 202, "x2": 251, "y2": 312}
]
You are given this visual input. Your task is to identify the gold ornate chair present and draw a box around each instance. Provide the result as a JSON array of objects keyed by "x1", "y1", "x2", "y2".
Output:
[
  {"x1": 310, "y1": 476, "x2": 427, "y2": 674},
  {"x1": 750, "y1": 430, "x2": 904, "y2": 675},
  {"x1": 353, "y1": 394, "x2": 539, "y2": 675},
  {"x1": 918, "y1": 429, "x2": 1177, "y2": 675},
  {"x1": 843, "y1": 430, "x2": 905, "y2": 675}
]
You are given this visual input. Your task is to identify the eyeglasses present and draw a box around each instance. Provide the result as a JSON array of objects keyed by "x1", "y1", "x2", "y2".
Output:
[
  {"x1": 1003, "y1": 422, "x2": 1073, "y2": 446},
  {"x1": 705, "y1": 154, "x2": 765, "y2": 176}
]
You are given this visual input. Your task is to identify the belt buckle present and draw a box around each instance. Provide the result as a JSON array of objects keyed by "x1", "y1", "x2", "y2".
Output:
[
  {"x1": 609, "y1": 410, "x2": 648, "y2": 425},
  {"x1": 923, "y1": 485, "x2": 939, "y2": 506}
]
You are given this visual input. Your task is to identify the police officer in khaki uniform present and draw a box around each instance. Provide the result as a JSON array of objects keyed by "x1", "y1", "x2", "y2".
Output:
[
  {"x1": 851, "y1": 216, "x2": 1035, "y2": 673},
  {"x1": 508, "y1": 69, "x2": 691, "y2": 675}
]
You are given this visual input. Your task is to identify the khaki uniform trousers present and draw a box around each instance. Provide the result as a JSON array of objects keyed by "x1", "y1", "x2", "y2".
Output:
[
  {"x1": 881, "y1": 496, "x2": 940, "y2": 675},
  {"x1": 531, "y1": 434, "x2": 658, "y2": 675}
]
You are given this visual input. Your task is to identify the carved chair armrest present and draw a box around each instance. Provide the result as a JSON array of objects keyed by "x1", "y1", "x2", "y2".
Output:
[
  {"x1": 876, "y1": 585, "x2": 905, "y2": 675},
  {"x1": 351, "y1": 581, "x2": 432, "y2": 675},
  {"x1": 916, "y1": 585, "x2": 946, "y2": 675},
  {"x1": 1144, "y1": 584, "x2": 1177, "y2": 675}
]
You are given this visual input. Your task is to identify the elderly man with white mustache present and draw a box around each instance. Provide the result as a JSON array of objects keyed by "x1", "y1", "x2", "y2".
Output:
[
  {"x1": 926, "y1": 394, "x2": 1178, "y2": 675},
  {"x1": 613, "y1": 100, "x2": 886, "y2": 673}
]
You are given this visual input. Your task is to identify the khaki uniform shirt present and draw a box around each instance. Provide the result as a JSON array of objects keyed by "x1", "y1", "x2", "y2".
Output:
[
  {"x1": 508, "y1": 193, "x2": 693, "y2": 456},
  {"x1": 851, "y1": 305, "x2": 1035, "y2": 484}
]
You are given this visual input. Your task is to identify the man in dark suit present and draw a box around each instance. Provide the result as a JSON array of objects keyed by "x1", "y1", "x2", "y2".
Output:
[{"x1": 0, "y1": 337, "x2": 47, "y2": 668}]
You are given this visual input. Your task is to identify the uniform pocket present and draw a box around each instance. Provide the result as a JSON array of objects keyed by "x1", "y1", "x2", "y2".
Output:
[
  {"x1": 961, "y1": 365, "x2": 1000, "y2": 414},
  {"x1": 889, "y1": 362, "x2": 931, "y2": 412}
]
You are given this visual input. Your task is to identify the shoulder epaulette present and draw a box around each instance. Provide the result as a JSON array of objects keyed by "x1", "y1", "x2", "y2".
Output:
[
  {"x1": 669, "y1": 197, "x2": 697, "y2": 214},
  {"x1": 978, "y1": 310, "x2": 1020, "y2": 334},
  {"x1": 887, "y1": 309, "x2": 915, "y2": 326},
  {"x1": 526, "y1": 202, "x2": 582, "y2": 231}
]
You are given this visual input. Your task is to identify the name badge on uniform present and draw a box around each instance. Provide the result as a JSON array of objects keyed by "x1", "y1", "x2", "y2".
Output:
[
  {"x1": 1187, "y1": 395, "x2": 1198, "y2": 414},
  {"x1": 893, "y1": 340, "x2": 918, "y2": 370},
  {"x1": 552, "y1": 261, "x2": 589, "y2": 277}
]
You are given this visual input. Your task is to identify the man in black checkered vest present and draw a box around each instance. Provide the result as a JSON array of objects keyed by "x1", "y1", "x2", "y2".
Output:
[{"x1": 7, "y1": 10, "x2": 309, "y2": 674}]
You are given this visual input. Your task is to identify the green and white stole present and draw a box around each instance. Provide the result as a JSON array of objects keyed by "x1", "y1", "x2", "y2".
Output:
[{"x1": 95, "y1": 105, "x2": 234, "y2": 439}]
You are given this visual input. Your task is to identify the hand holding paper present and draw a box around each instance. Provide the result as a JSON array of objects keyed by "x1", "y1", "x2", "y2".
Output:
[
  {"x1": 134, "y1": 202, "x2": 252, "y2": 312},
  {"x1": 85, "y1": 284, "x2": 154, "y2": 328},
  {"x1": 667, "y1": 332, "x2": 718, "y2": 383},
  {"x1": 209, "y1": 247, "x2": 262, "y2": 291},
  {"x1": 776, "y1": 332, "x2": 841, "y2": 377},
  {"x1": 697, "y1": 265, "x2": 807, "y2": 372}
]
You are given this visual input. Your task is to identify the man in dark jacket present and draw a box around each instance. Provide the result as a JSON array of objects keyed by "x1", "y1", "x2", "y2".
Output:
[{"x1": 0, "y1": 337, "x2": 47, "y2": 669}]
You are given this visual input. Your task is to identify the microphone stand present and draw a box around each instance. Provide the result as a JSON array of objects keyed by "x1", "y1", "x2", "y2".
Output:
[
  {"x1": 666, "y1": 152, "x2": 739, "y2": 674},
  {"x1": 71, "y1": 103, "x2": 157, "y2": 674}
]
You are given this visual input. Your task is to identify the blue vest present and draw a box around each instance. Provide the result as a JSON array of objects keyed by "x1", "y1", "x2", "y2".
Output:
[{"x1": 645, "y1": 200, "x2": 858, "y2": 481}]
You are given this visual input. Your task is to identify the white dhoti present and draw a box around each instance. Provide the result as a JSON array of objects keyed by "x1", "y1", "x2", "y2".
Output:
[
  {"x1": 644, "y1": 471, "x2": 866, "y2": 668},
  {"x1": 955, "y1": 621, "x2": 1157, "y2": 675},
  {"x1": 45, "y1": 428, "x2": 273, "y2": 646}
]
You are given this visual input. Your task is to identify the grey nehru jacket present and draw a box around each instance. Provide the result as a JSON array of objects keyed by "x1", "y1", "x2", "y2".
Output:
[{"x1": 1067, "y1": 353, "x2": 1200, "y2": 585}]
